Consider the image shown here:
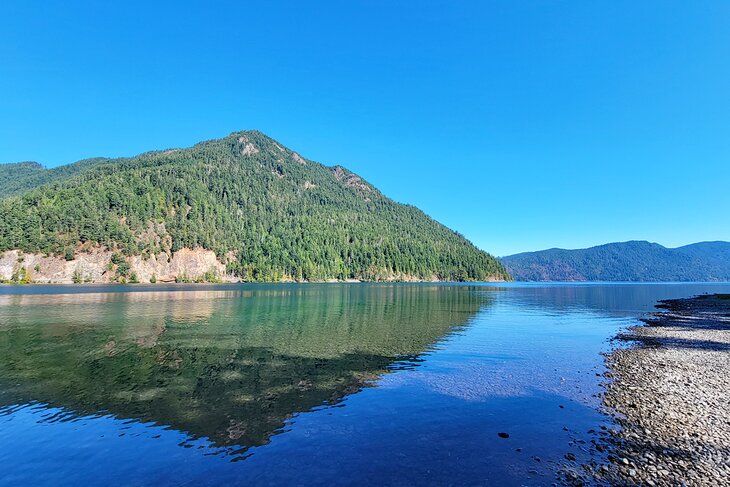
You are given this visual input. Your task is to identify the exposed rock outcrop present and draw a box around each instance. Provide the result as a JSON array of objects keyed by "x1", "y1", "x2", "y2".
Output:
[
  {"x1": 332, "y1": 166, "x2": 372, "y2": 192},
  {"x1": 0, "y1": 247, "x2": 232, "y2": 284},
  {"x1": 128, "y1": 248, "x2": 228, "y2": 283}
]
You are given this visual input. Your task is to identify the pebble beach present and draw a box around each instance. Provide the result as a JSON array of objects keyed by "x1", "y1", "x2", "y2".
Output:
[{"x1": 601, "y1": 294, "x2": 730, "y2": 486}]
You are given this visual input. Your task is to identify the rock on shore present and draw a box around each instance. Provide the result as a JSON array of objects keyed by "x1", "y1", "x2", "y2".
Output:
[{"x1": 601, "y1": 294, "x2": 730, "y2": 486}]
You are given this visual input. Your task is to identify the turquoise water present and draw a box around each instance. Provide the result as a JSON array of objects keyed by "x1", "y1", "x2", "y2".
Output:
[{"x1": 1, "y1": 282, "x2": 729, "y2": 485}]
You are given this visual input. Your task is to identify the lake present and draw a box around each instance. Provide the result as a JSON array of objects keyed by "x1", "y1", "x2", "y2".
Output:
[{"x1": 1, "y1": 282, "x2": 729, "y2": 486}]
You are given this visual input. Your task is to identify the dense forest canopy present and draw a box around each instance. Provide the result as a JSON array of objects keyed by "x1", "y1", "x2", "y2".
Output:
[
  {"x1": 0, "y1": 157, "x2": 113, "y2": 198},
  {"x1": 0, "y1": 131, "x2": 509, "y2": 282}
]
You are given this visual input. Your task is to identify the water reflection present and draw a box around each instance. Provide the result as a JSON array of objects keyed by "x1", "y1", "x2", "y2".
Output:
[
  {"x1": 5, "y1": 283, "x2": 730, "y2": 485},
  {"x1": 0, "y1": 284, "x2": 486, "y2": 451},
  {"x1": 484, "y1": 282, "x2": 730, "y2": 317}
]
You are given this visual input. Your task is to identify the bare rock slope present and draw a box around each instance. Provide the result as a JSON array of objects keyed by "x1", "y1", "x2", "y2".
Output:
[{"x1": 0, "y1": 248, "x2": 229, "y2": 284}]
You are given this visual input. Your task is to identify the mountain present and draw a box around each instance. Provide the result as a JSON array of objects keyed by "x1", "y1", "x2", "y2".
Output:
[
  {"x1": 0, "y1": 158, "x2": 112, "y2": 198},
  {"x1": 676, "y1": 241, "x2": 730, "y2": 266},
  {"x1": 500, "y1": 241, "x2": 730, "y2": 282},
  {"x1": 0, "y1": 130, "x2": 509, "y2": 283}
]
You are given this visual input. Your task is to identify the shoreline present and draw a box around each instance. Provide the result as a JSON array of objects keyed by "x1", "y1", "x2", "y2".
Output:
[
  {"x1": 598, "y1": 294, "x2": 730, "y2": 485},
  {"x1": 0, "y1": 279, "x2": 508, "y2": 290}
]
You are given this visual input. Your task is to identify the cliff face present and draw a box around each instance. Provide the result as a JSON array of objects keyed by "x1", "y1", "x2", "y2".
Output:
[
  {"x1": 0, "y1": 248, "x2": 230, "y2": 284},
  {"x1": 127, "y1": 248, "x2": 228, "y2": 283}
]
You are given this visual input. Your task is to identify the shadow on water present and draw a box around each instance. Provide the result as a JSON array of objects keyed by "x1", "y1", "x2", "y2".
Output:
[
  {"x1": 614, "y1": 294, "x2": 730, "y2": 352},
  {"x1": 0, "y1": 284, "x2": 487, "y2": 453},
  {"x1": 616, "y1": 334, "x2": 730, "y2": 351}
]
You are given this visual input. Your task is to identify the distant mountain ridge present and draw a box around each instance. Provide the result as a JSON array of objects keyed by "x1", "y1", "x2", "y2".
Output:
[
  {"x1": 0, "y1": 158, "x2": 114, "y2": 198},
  {"x1": 500, "y1": 241, "x2": 730, "y2": 282},
  {"x1": 0, "y1": 130, "x2": 509, "y2": 283}
]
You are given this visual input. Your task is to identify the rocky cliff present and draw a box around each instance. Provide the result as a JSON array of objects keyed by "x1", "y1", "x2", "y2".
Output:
[{"x1": 0, "y1": 247, "x2": 230, "y2": 284}]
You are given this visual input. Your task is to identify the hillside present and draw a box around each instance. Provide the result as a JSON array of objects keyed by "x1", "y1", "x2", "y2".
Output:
[
  {"x1": 0, "y1": 131, "x2": 509, "y2": 283},
  {"x1": 500, "y1": 241, "x2": 730, "y2": 282},
  {"x1": 0, "y1": 158, "x2": 112, "y2": 198}
]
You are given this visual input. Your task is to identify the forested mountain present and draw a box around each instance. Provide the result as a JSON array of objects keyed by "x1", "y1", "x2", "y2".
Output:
[
  {"x1": 0, "y1": 158, "x2": 112, "y2": 198},
  {"x1": 0, "y1": 131, "x2": 509, "y2": 282},
  {"x1": 676, "y1": 241, "x2": 730, "y2": 268},
  {"x1": 500, "y1": 241, "x2": 730, "y2": 282}
]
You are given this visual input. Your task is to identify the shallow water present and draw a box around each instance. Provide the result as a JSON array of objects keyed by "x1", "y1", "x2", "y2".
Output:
[{"x1": 1, "y1": 282, "x2": 729, "y2": 486}]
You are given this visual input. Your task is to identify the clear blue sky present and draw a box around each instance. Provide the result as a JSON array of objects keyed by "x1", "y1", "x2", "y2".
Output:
[{"x1": 1, "y1": 1, "x2": 729, "y2": 256}]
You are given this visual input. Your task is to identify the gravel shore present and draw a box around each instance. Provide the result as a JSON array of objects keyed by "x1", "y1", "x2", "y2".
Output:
[{"x1": 599, "y1": 294, "x2": 730, "y2": 486}]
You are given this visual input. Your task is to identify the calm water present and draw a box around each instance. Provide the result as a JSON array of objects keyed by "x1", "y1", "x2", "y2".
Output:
[{"x1": 1, "y1": 282, "x2": 730, "y2": 486}]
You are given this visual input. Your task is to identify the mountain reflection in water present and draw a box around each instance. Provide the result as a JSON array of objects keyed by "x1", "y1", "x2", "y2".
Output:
[{"x1": 0, "y1": 284, "x2": 486, "y2": 452}]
